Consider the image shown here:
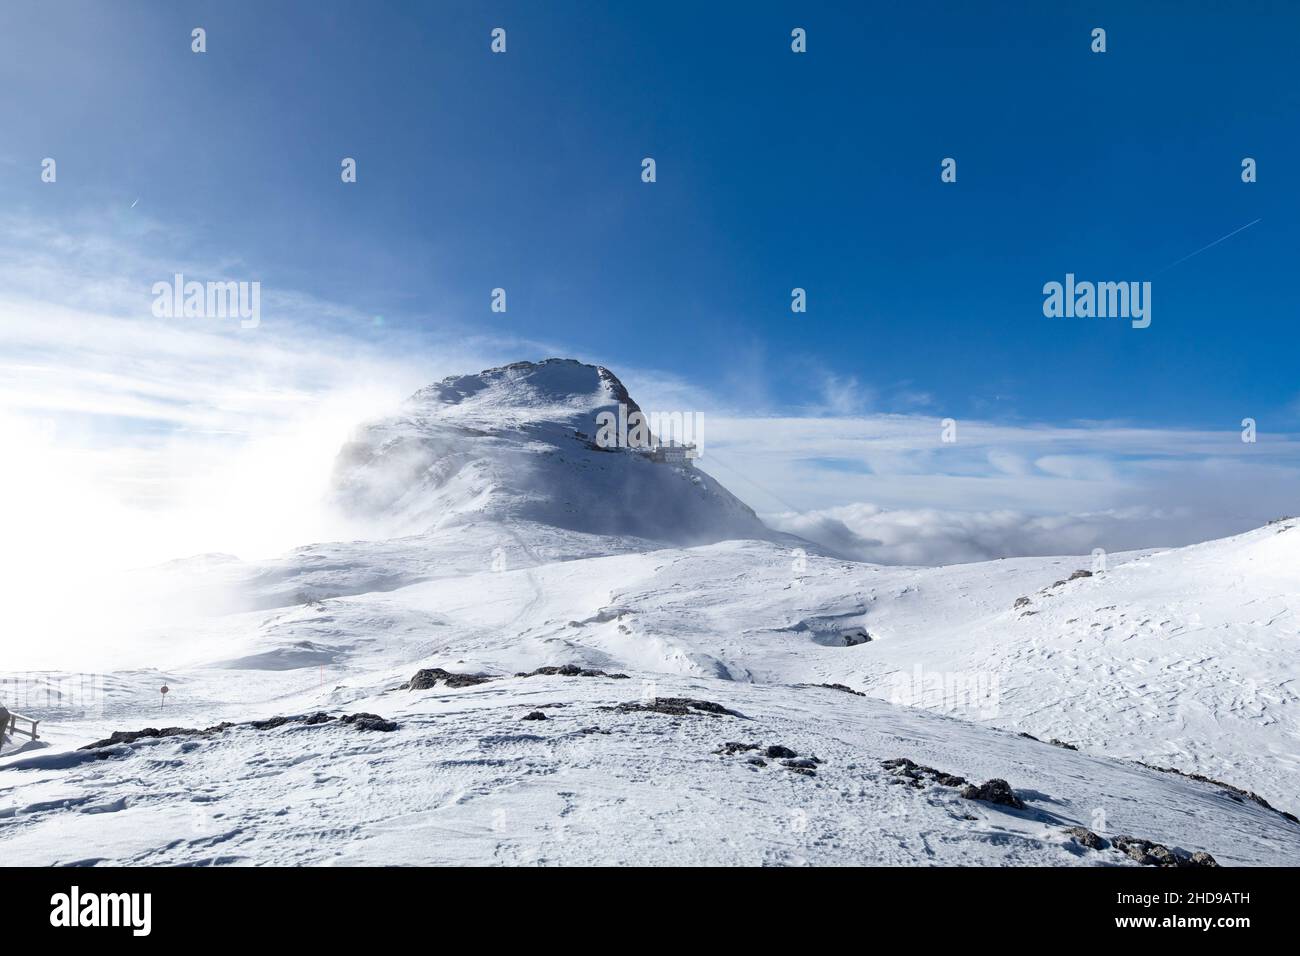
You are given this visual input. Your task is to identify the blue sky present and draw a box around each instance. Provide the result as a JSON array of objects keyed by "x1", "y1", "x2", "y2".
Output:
[
  {"x1": 1, "y1": 1, "x2": 1298, "y2": 566},
  {"x1": 3, "y1": 0, "x2": 1295, "y2": 422}
]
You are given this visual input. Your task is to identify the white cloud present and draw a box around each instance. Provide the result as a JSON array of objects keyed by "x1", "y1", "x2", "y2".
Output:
[
  {"x1": 986, "y1": 450, "x2": 1032, "y2": 476},
  {"x1": 767, "y1": 503, "x2": 1185, "y2": 566},
  {"x1": 1033, "y1": 454, "x2": 1117, "y2": 482},
  {"x1": 4, "y1": 207, "x2": 1297, "y2": 587},
  {"x1": 687, "y1": 414, "x2": 1300, "y2": 563},
  {"x1": 815, "y1": 372, "x2": 875, "y2": 416},
  {"x1": 0, "y1": 211, "x2": 567, "y2": 656}
]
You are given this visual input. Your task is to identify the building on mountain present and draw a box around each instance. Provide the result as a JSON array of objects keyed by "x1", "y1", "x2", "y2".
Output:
[{"x1": 645, "y1": 442, "x2": 698, "y2": 468}]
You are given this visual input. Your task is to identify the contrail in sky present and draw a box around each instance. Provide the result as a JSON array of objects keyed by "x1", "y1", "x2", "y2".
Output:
[{"x1": 1157, "y1": 218, "x2": 1261, "y2": 274}]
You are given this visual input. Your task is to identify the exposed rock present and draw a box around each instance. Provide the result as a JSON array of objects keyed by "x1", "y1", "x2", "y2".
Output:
[
  {"x1": 960, "y1": 778, "x2": 1026, "y2": 810},
  {"x1": 402, "y1": 667, "x2": 492, "y2": 690},
  {"x1": 607, "y1": 697, "x2": 742, "y2": 718},
  {"x1": 882, "y1": 757, "x2": 967, "y2": 788},
  {"x1": 80, "y1": 724, "x2": 232, "y2": 750},
  {"x1": 338, "y1": 712, "x2": 398, "y2": 732},
  {"x1": 250, "y1": 716, "x2": 294, "y2": 731},
  {"x1": 1016, "y1": 731, "x2": 1078, "y2": 751},
  {"x1": 1013, "y1": 596, "x2": 1031, "y2": 609},
  {"x1": 1063, "y1": 826, "x2": 1107, "y2": 850},
  {"x1": 1111, "y1": 835, "x2": 1218, "y2": 867},
  {"x1": 1044, "y1": 570, "x2": 1092, "y2": 592},
  {"x1": 719, "y1": 742, "x2": 814, "y2": 771},
  {"x1": 800, "y1": 682, "x2": 866, "y2": 697},
  {"x1": 714, "y1": 741, "x2": 760, "y2": 755},
  {"x1": 521, "y1": 711, "x2": 548, "y2": 721},
  {"x1": 251, "y1": 712, "x2": 333, "y2": 730},
  {"x1": 516, "y1": 664, "x2": 630, "y2": 679},
  {"x1": 80, "y1": 709, "x2": 394, "y2": 749}
]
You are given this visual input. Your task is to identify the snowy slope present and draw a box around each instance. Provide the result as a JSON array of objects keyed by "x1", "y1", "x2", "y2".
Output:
[
  {"x1": 127, "y1": 522, "x2": 1297, "y2": 809},
  {"x1": 445, "y1": 522, "x2": 1297, "y2": 809},
  {"x1": 2, "y1": 673, "x2": 1296, "y2": 866},
  {"x1": 2, "y1": 360, "x2": 1297, "y2": 866}
]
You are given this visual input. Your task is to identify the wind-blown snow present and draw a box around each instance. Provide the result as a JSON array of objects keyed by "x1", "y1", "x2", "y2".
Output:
[
  {"x1": 2, "y1": 360, "x2": 1296, "y2": 866},
  {"x1": 329, "y1": 359, "x2": 775, "y2": 545}
]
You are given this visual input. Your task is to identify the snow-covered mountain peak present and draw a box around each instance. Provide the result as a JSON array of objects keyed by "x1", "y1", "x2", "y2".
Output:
[
  {"x1": 329, "y1": 359, "x2": 774, "y2": 545},
  {"x1": 407, "y1": 358, "x2": 642, "y2": 426}
]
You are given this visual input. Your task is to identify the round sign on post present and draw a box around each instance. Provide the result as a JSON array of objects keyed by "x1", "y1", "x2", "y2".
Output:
[{"x1": 160, "y1": 684, "x2": 169, "y2": 711}]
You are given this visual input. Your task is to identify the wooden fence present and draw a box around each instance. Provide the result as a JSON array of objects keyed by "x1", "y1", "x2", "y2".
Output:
[{"x1": 1, "y1": 710, "x2": 40, "y2": 749}]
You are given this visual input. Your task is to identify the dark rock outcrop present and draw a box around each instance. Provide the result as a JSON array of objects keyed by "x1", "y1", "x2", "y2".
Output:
[
  {"x1": 607, "y1": 697, "x2": 741, "y2": 718},
  {"x1": 800, "y1": 682, "x2": 866, "y2": 697},
  {"x1": 781, "y1": 757, "x2": 818, "y2": 776},
  {"x1": 960, "y1": 778, "x2": 1026, "y2": 809},
  {"x1": 251, "y1": 712, "x2": 333, "y2": 730},
  {"x1": 516, "y1": 664, "x2": 630, "y2": 680},
  {"x1": 1111, "y1": 835, "x2": 1218, "y2": 867},
  {"x1": 338, "y1": 712, "x2": 398, "y2": 732},
  {"x1": 402, "y1": 667, "x2": 492, "y2": 690},
  {"x1": 882, "y1": 757, "x2": 967, "y2": 788},
  {"x1": 1019, "y1": 732, "x2": 1079, "y2": 751},
  {"x1": 719, "y1": 742, "x2": 815, "y2": 774},
  {"x1": 714, "y1": 741, "x2": 759, "y2": 755},
  {"x1": 1063, "y1": 826, "x2": 1107, "y2": 850},
  {"x1": 81, "y1": 724, "x2": 232, "y2": 750},
  {"x1": 81, "y1": 709, "x2": 396, "y2": 749}
]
